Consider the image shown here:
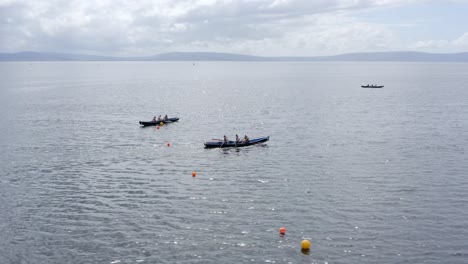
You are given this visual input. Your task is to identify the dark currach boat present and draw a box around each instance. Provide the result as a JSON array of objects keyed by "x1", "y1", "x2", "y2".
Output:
[
  {"x1": 139, "y1": 117, "x2": 179, "y2": 126},
  {"x1": 204, "y1": 136, "x2": 270, "y2": 148},
  {"x1": 361, "y1": 85, "x2": 384, "y2": 88}
]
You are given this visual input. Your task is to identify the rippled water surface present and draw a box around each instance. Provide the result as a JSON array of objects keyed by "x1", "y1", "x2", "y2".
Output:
[{"x1": 1, "y1": 62, "x2": 467, "y2": 264}]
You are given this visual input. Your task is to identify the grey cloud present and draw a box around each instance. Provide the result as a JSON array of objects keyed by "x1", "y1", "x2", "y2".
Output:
[{"x1": 0, "y1": 0, "x2": 465, "y2": 56}]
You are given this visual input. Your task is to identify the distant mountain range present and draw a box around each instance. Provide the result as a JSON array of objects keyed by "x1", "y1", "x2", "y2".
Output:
[{"x1": 1, "y1": 51, "x2": 468, "y2": 62}]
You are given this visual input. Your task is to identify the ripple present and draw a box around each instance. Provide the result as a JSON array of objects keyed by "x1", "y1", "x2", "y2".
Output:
[{"x1": 2, "y1": 62, "x2": 468, "y2": 263}]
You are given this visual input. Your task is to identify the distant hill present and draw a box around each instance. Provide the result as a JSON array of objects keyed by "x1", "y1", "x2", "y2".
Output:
[
  {"x1": 310, "y1": 51, "x2": 468, "y2": 62},
  {"x1": 142, "y1": 52, "x2": 264, "y2": 61},
  {"x1": 1, "y1": 51, "x2": 468, "y2": 62},
  {"x1": 0, "y1": 51, "x2": 263, "y2": 61},
  {"x1": 0, "y1": 51, "x2": 117, "y2": 61}
]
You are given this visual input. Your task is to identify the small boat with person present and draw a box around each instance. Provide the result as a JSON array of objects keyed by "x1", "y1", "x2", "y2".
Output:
[
  {"x1": 204, "y1": 136, "x2": 270, "y2": 148},
  {"x1": 361, "y1": 84, "x2": 384, "y2": 88},
  {"x1": 139, "y1": 117, "x2": 179, "y2": 126}
]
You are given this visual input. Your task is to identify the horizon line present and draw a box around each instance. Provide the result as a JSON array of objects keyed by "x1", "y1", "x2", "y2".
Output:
[
  {"x1": 1, "y1": 50, "x2": 468, "y2": 62},
  {"x1": 2, "y1": 50, "x2": 468, "y2": 57}
]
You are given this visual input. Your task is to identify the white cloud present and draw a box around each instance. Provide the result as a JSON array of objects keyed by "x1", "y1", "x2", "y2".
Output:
[
  {"x1": 241, "y1": 15, "x2": 396, "y2": 56},
  {"x1": 413, "y1": 40, "x2": 449, "y2": 49},
  {"x1": 412, "y1": 32, "x2": 468, "y2": 52},
  {"x1": 453, "y1": 32, "x2": 468, "y2": 48},
  {"x1": 0, "y1": 0, "x2": 467, "y2": 55},
  {"x1": 267, "y1": 0, "x2": 293, "y2": 9}
]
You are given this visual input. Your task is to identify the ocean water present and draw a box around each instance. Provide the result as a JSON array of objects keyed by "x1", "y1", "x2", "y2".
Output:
[{"x1": 0, "y1": 61, "x2": 467, "y2": 264}]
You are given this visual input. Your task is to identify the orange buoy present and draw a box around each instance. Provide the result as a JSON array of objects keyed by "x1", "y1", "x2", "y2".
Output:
[
  {"x1": 192, "y1": 171, "x2": 197, "y2": 177},
  {"x1": 279, "y1": 227, "x2": 286, "y2": 235}
]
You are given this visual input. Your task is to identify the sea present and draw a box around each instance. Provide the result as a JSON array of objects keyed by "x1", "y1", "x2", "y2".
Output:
[{"x1": 0, "y1": 61, "x2": 467, "y2": 264}]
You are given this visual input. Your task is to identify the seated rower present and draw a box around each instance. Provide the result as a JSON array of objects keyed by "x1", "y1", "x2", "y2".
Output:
[
  {"x1": 164, "y1": 114, "x2": 168, "y2": 121},
  {"x1": 157, "y1": 115, "x2": 162, "y2": 121},
  {"x1": 235, "y1": 134, "x2": 240, "y2": 142},
  {"x1": 224, "y1": 135, "x2": 228, "y2": 142},
  {"x1": 152, "y1": 116, "x2": 157, "y2": 121},
  {"x1": 243, "y1": 135, "x2": 249, "y2": 143}
]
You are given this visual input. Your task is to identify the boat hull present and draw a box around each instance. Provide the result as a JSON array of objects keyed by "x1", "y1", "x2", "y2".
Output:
[
  {"x1": 139, "y1": 117, "x2": 179, "y2": 126},
  {"x1": 204, "y1": 136, "x2": 270, "y2": 148},
  {"x1": 361, "y1": 85, "x2": 384, "y2": 88}
]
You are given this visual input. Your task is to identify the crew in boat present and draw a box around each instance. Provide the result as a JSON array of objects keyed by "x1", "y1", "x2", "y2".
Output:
[
  {"x1": 158, "y1": 115, "x2": 162, "y2": 121},
  {"x1": 224, "y1": 135, "x2": 228, "y2": 142},
  {"x1": 235, "y1": 134, "x2": 240, "y2": 142},
  {"x1": 243, "y1": 135, "x2": 249, "y2": 143},
  {"x1": 152, "y1": 116, "x2": 157, "y2": 121},
  {"x1": 164, "y1": 114, "x2": 168, "y2": 121}
]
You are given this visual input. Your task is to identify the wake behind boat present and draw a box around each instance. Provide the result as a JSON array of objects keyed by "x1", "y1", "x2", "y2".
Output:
[
  {"x1": 204, "y1": 136, "x2": 270, "y2": 148},
  {"x1": 139, "y1": 117, "x2": 179, "y2": 126},
  {"x1": 361, "y1": 84, "x2": 384, "y2": 88}
]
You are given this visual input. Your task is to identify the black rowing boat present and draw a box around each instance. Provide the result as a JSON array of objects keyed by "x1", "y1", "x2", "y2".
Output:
[
  {"x1": 361, "y1": 85, "x2": 384, "y2": 88},
  {"x1": 204, "y1": 136, "x2": 270, "y2": 148},
  {"x1": 139, "y1": 117, "x2": 179, "y2": 126}
]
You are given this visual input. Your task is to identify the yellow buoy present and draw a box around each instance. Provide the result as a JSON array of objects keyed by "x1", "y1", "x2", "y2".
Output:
[
  {"x1": 160, "y1": 122, "x2": 164, "y2": 126},
  {"x1": 301, "y1": 239, "x2": 311, "y2": 251}
]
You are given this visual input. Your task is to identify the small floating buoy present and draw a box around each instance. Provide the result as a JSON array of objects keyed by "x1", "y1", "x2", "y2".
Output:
[
  {"x1": 279, "y1": 227, "x2": 286, "y2": 235},
  {"x1": 167, "y1": 143, "x2": 171, "y2": 147},
  {"x1": 160, "y1": 122, "x2": 164, "y2": 126},
  {"x1": 301, "y1": 239, "x2": 311, "y2": 252},
  {"x1": 192, "y1": 171, "x2": 196, "y2": 177},
  {"x1": 156, "y1": 126, "x2": 160, "y2": 129}
]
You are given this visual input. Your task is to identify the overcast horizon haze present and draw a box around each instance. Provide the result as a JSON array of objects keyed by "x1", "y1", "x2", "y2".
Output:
[{"x1": 1, "y1": 0, "x2": 468, "y2": 57}]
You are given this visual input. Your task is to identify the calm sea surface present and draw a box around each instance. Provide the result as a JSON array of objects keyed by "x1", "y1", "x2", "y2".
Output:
[{"x1": 0, "y1": 62, "x2": 467, "y2": 264}]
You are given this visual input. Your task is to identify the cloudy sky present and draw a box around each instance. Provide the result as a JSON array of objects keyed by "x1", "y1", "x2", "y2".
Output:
[{"x1": 1, "y1": 0, "x2": 468, "y2": 56}]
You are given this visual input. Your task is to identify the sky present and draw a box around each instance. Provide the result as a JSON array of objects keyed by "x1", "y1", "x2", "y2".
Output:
[{"x1": 1, "y1": 0, "x2": 468, "y2": 57}]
